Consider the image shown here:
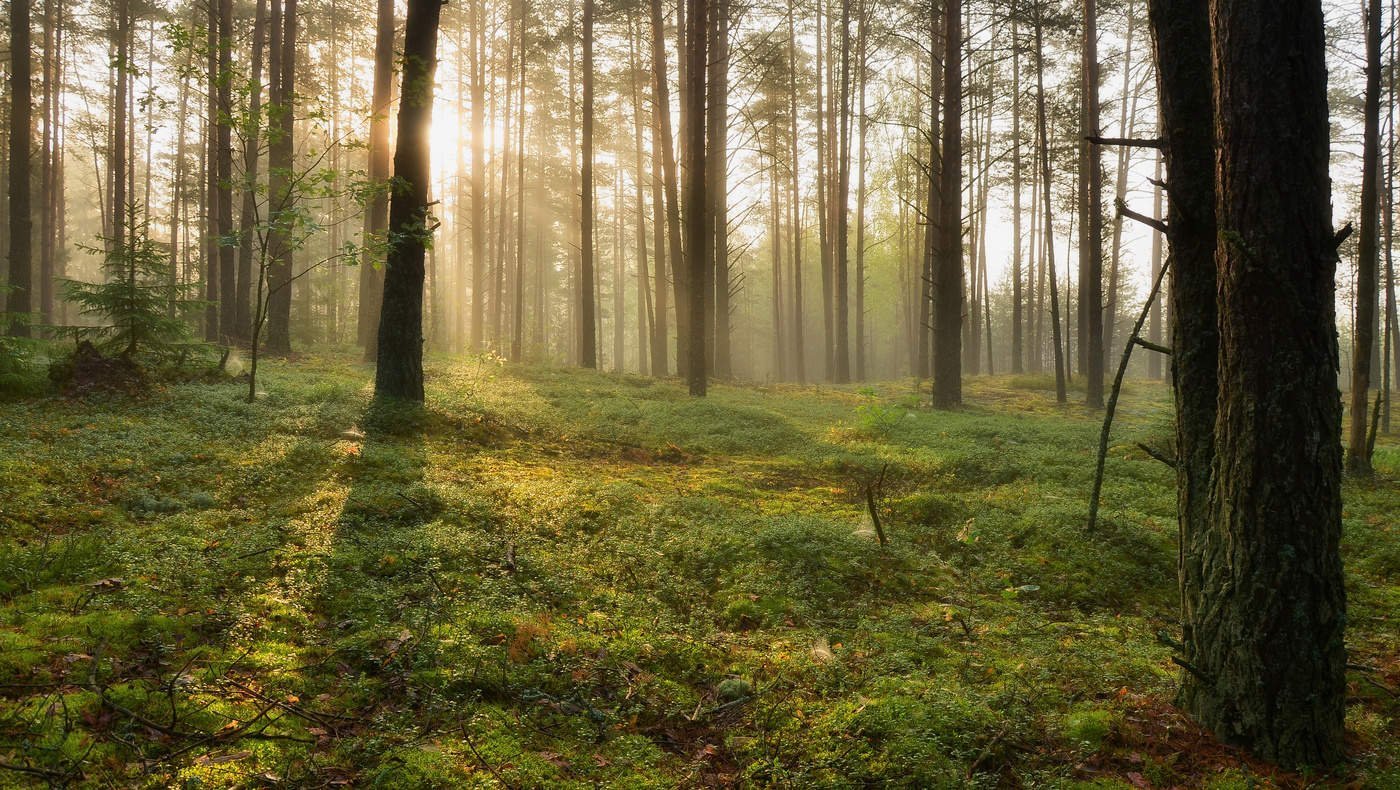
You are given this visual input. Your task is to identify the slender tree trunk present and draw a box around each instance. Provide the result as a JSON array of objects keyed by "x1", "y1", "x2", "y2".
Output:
[
  {"x1": 787, "y1": 2, "x2": 806, "y2": 382},
  {"x1": 375, "y1": 0, "x2": 443, "y2": 402},
  {"x1": 684, "y1": 0, "x2": 709, "y2": 396},
  {"x1": 5, "y1": 0, "x2": 33, "y2": 336},
  {"x1": 1103, "y1": 0, "x2": 1137, "y2": 364},
  {"x1": 1033, "y1": 4, "x2": 1065, "y2": 403},
  {"x1": 1349, "y1": 0, "x2": 1383, "y2": 475},
  {"x1": 709, "y1": 0, "x2": 731, "y2": 379},
  {"x1": 1079, "y1": 0, "x2": 1104, "y2": 406},
  {"x1": 579, "y1": 0, "x2": 598, "y2": 368},
  {"x1": 215, "y1": 0, "x2": 236, "y2": 339},
  {"x1": 512, "y1": 8, "x2": 528, "y2": 362},
  {"x1": 469, "y1": 0, "x2": 486, "y2": 350},
  {"x1": 650, "y1": 0, "x2": 685, "y2": 374},
  {"x1": 630, "y1": 13, "x2": 653, "y2": 375},
  {"x1": 235, "y1": 0, "x2": 268, "y2": 342},
  {"x1": 854, "y1": 0, "x2": 869, "y2": 381},
  {"x1": 1011, "y1": 13, "x2": 1024, "y2": 374},
  {"x1": 358, "y1": 0, "x2": 394, "y2": 360},
  {"x1": 932, "y1": 0, "x2": 962, "y2": 408},
  {"x1": 265, "y1": 0, "x2": 297, "y2": 356}
]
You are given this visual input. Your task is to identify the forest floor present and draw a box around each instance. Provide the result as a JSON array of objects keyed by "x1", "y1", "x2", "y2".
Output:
[{"x1": 0, "y1": 351, "x2": 1397, "y2": 788}]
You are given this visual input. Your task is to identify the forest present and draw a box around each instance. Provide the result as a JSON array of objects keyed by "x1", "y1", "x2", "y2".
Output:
[{"x1": 0, "y1": 0, "x2": 1397, "y2": 785}]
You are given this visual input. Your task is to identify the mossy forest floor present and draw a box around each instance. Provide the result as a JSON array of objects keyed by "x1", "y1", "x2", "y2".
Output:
[{"x1": 1, "y1": 352, "x2": 1397, "y2": 788}]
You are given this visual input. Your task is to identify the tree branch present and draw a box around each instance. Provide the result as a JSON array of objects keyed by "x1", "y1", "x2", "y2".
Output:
[{"x1": 1086, "y1": 135, "x2": 1164, "y2": 150}]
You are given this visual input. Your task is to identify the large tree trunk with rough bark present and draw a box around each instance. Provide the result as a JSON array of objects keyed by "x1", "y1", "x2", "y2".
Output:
[{"x1": 1180, "y1": 0, "x2": 1347, "y2": 766}]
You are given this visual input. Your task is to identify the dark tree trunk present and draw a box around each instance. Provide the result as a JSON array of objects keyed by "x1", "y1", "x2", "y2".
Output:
[
  {"x1": 1182, "y1": 0, "x2": 1347, "y2": 766},
  {"x1": 709, "y1": 0, "x2": 731, "y2": 379},
  {"x1": 1033, "y1": 2, "x2": 1065, "y2": 403},
  {"x1": 5, "y1": 0, "x2": 32, "y2": 336},
  {"x1": 375, "y1": 0, "x2": 444, "y2": 402},
  {"x1": 684, "y1": 0, "x2": 709, "y2": 396},
  {"x1": 1010, "y1": 13, "x2": 1023, "y2": 375},
  {"x1": 1349, "y1": 0, "x2": 1382, "y2": 475},
  {"x1": 786, "y1": 3, "x2": 806, "y2": 382},
  {"x1": 932, "y1": 0, "x2": 962, "y2": 408},
  {"x1": 234, "y1": 0, "x2": 268, "y2": 343},
  {"x1": 1079, "y1": 0, "x2": 1104, "y2": 407},
  {"x1": 650, "y1": 0, "x2": 685, "y2": 375},
  {"x1": 1147, "y1": 0, "x2": 1218, "y2": 715},
  {"x1": 359, "y1": 0, "x2": 394, "y2": 360},
  {"x1": 832, "y1": 0, "x2": 852, "y2": 383},
  {"x1": 216, "y1": 0, "x2": 236, "y2": 339},
  {"x1": 265, "y1": 0, "x2": 297, "y2": 356},
  {"x1": 580, "y1": 0, "x2": 598, "y2": 368}
]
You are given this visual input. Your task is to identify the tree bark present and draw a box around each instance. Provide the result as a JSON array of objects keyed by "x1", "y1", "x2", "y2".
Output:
[
  {"x1": 375, "y1": 0, "x2": 444, "y2": 402},
  {"x1": 684, "y1": 0, "x2": 710, "y2": 396},
  {"x1": 5, "y1": 0, "x2": 33, "y2": 336},
  {"x1": 932, "y1": 0, "x2": 962, "y2": 408},
  {"x1": 359, "y1": 0, "x2": 394, "y2": 360},
  {"x1": 1079, "y1": 0, "x2": 1104, "y2": 407},
  {"x1": 1183, "y1": 0, "x2": 1346, "y2": 766},
  {"x1": 1033, "y1": 2, "x2": 1065, "y2": 403},
  {"x1": 1348, "y1": 0, "x2": 1382, "y2": 475},
  {"x1": 235, "y1": 0, "x2": 268, "y2": 343}
]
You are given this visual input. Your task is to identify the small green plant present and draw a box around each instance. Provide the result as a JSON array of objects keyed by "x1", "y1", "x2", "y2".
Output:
[{"x1": 62, "y1": 204, "x2": 205, "y2": 361}]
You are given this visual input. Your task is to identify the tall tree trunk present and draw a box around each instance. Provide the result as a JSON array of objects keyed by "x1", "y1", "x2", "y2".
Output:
[
  {"x1": 38, "y1": 0, "x2": 55, "y2": 325},
  {"x1": 359, "y1": 0, "x2": 394, "y2": 360},
  {"x1": 216, "y1": 0, "x2": 236, "y2": 339},
  {"x1": 630, "y1": 12, "x2": 653, "y2": 375},
  {"x1": 5, "y1": 0, "x2": 32, "y2": 336},
  {"x1": 1348, "y1": 0, "x2": 1382, "y2": 475},
  {"x1": 580, "y1": 0, "x2": 598, "y2": 368},
  {"x1": 709, "y1": 0, "x2": 731, "y2": 379},
  {"x1": 265, "y1": 0, "x2": 297, "y2": 355},
  {"x1": 1010, "y1": 13, "x2": 1024, "y2": 374},
  {"x1": 650, "y1": 0, "x2": 685, "y2": 374},
  {"x1": 203, "y1": 0, "x2": 220, "y2": 340},
  {"x1": 932, "y1": 0, "x2": 962, "y2": 408},
  {"x1": 1104, "y1": 0, "x2": 1138, "y2": 366},
  {"x1": 375, "y1": 0, "x2": 443, "y2": 402},
  {"x1": 1079, "y1": 0, "x2": 1104, "y2": 406},
  {"x1": 1033, "y1": 3, "x2": 1065, "y2": 402},
  {"x1": 684, "y1": 0, "x2": 709, "y2": 396},
  {"x1": 831, "y1": 0, "x2": 852, "y2": 383},
  {"x1": 469, "y1": 0, "x2": 486, "y2": 350},
  {"x1": 235, "y1": 0, "x2": 268, "y2": 342},
  {"x1": 512, "y1": 9, "x2": 528, "y2": 362},
  {"x1": 854, "y1": 0, "x2": 869, "y2": 381},
  {"x1": 1184, "y1": 0, "x2": 1346, "y2": 766},
  {"x1": 787, "y1": 2, "x2": 806, "y2": 382}
]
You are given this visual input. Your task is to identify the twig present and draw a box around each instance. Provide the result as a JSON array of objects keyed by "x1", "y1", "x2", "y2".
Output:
[{"x1": 460, "y1": 720, "x2": 517, "y2": 790}]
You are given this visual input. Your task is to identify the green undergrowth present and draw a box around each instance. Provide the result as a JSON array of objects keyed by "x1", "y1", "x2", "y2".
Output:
[{"x1": 0, "y1": 351, "x2": 1395, "y2": 787}]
